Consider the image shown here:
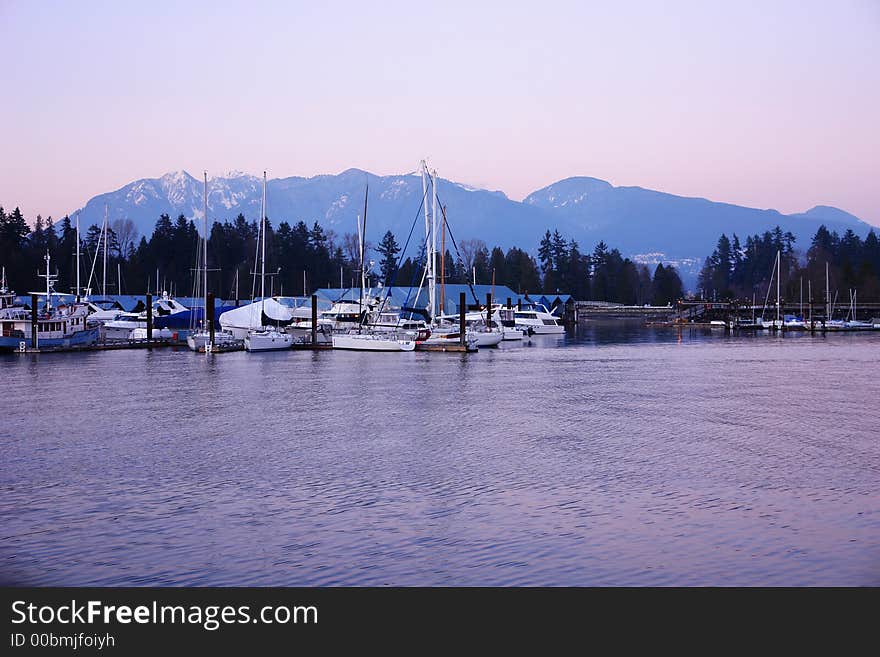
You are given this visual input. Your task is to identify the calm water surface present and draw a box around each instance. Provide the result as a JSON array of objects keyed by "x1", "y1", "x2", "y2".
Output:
[{"x1": 2, "y1": 324, "x2": 879, "y2": 585}]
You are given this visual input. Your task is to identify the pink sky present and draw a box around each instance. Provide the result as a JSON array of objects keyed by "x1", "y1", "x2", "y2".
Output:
[{"x1": 1, "y1": 0, "x2": 878, "y2": 226}]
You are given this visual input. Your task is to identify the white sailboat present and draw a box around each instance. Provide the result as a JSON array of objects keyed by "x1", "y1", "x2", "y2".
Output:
[
  {"x1": 331, "y1": 186, "x2": 415, "y2": 352},
  {"x1": 187, "y1": 171, "x2": 238, "y2": 352},
  {"x1": 246, "y1": 171, "x2": 292, "y2": 352}
]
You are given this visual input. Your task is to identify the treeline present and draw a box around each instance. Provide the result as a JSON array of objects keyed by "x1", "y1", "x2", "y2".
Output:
[
  {"x1": 698, "y1": 224, "x2": 880, "y2": 301},
  {"x1": 1, "y1": 206, "x2": 684, "y2": 304},
  {"x1": 537, "y1": 230, "x2": 683, "y2": 305}
]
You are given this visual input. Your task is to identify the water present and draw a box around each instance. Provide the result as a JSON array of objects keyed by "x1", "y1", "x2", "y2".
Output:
[{"x1": 2, "y1": 325, "x2": 879, "y2": 586}]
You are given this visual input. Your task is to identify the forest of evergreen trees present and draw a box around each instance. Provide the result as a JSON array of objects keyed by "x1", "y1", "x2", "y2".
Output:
[
  {"x1": 1, "y1": 206, "x2": 684, "y2": 305},
  {"x1": 697, "y1": 225, "x2": 880, "y2": 303}
]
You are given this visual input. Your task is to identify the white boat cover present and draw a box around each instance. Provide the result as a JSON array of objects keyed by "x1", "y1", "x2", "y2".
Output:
[{"x1": 219, "y1": 299, "x2": 296, "y2": 331}]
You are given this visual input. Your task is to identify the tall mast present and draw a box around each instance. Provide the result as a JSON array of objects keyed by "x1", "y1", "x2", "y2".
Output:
[
  {"x1": 357, "y1": 186, "x2": 368, "y2": 329},
  {"x1": 808, "y1": 280, "x2": 812, "y2": 326},
  {"x1": 826, "y1": 261, "x2": 830, "y2": 320},
  {"x1": 431, "y1": 169, "x2": 439, "y2": 320},
  {"x1": 776, "y1": 249, "x2": 780, "y2": 325},
  {"x1": 440, "y1": 205, "x2": 446, "y2": 314},
  {"x1": 260, "y1": 171, "x2": 267, "y2": 316},
  {"x1": 38, "y1": 251, "x2": 57, "y2": 311},
  {"x1": 45, "y1": 251, "x2": 51, "y2": 309},
  {"x1": 117, "y1": 262, "x2": 121, "y2": 296},
  {"x1": 420, "y1": 160, "x2": 432, "y2": 321},
  {"x1": 203, "y1": 171, "x2": 209, "y2": 327},
  {"x1": 75, "y1": 212, "x2": 81, "y2": 301},
  {"x1": 102, "y1": 204, "x2": 109, "y2": 296}
]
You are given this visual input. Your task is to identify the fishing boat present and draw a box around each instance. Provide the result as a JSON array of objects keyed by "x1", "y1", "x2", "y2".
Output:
[
  {"x1": 187, "y1": 172, "x2": 238, "y2": 352},
  {"x1": 245, "y1": 171, "x2": 292, "y2": 352},
  {"x1": 0, "y1": 254, "x2": 99, "y2": 351}
]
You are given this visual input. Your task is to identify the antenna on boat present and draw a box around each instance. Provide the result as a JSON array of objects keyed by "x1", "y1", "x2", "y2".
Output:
[{"x1": 38, "y1": 250, "x2": 58, "y2": 311}]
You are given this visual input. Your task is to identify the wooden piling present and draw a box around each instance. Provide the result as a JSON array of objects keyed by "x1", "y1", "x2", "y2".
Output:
[
  {"x1": 146, "y1": 293, "x2": 153, "y2": 341},
  {"x1": 459, "y1": 292, "x2": 466, "y2": 347},
  {"x1": 506, "y1": 297, "x2": 511, "y2": 309},
  {"x1": 486, "y1": 292, "x2": 492, "y2": 328},
  {"x1": 311, "y1": 294, "x2": 318, "y2": 345},
  {"x1": 30, "y1": 293, "x2": 38, "y2": 348}
]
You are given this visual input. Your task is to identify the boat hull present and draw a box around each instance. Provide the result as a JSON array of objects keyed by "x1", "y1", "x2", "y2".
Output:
[
  {"x1": 0, "y1": 327, "x2": 100, "y2": 351},
  {"x1": 187, "y1": 331, "x2": 240, "y2": 352},
  {"x1": 332, "y1": 334, "x2": 415, "y2": 351},
  {"x1": 472, "y1": 331, "x2": 504, "y2": 347},
  {"x1": 245, "y1": 330, "x2": 293, "y2": 351},
  {"x1": 519, "y1": 324, "x2": 565, "y2": 335}
]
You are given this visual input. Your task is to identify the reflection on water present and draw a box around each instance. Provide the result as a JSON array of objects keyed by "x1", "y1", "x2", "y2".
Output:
[{"x1": 1, "y1": 325, "x2": 879, "y2": 585}]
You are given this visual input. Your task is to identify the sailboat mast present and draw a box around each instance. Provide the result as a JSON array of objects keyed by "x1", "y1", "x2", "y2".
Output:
[
  {"x1": 440, "y1": 205, "x2": 446, "y2": 314},
  {"x1": 203, "y1": 171, "x2": 209, "y2": 327},
  {"x1": 358, "y1": 186, "x2": 368, "y2": 329},
  {"x1": 776, "y1": 249, "x2": 780, "y2": 325},
  {"x1": 826, "y1": 261, "x2": 830, "y2": 320},
  {"x1": 420, "y1": 161, "x2": 432, "y2": 321},
  {"x1": 75, "y1": 213, "x2": 81, "y2": 301},
  {"x1": 808, "y1": 280, "x2": 812, "y2": 326},
  {"x1": 260, "y1": 171, "x2": 266, "y2": 314},
  {"x1": 102, "y1": 204, "x2": 108, "y2": 296},
  {"x1": 430, "y1": 168, "x2": 438, "y2": 320}
]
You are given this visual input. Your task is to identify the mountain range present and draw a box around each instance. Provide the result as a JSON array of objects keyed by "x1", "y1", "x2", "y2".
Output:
[{"x1": 72, "y1": 169, "x2": 874, "y2": 286}]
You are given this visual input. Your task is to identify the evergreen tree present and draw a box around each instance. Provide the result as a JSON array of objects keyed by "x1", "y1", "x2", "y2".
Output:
[{"x1": 375, "y1": 230, "x2": 401, "y2": 286}]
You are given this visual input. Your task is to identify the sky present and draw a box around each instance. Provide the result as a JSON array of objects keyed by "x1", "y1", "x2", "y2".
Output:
[{"x1": 1, "y1": 0, "x2": 878, "y2": 226}]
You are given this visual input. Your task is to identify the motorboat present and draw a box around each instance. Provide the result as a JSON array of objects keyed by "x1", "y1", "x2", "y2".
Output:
[{"x1": 512, "y1": 303, "x2": 565, "y2": 334}]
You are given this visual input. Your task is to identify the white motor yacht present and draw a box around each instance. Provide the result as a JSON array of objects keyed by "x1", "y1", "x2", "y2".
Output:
[{"x1": 513, "y1": 303, "x2": 565, "y2": 334}]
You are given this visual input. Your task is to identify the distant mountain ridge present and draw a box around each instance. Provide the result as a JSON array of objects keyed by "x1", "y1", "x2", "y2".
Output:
[{"x1": 72, "y1": 169, "x2": 875, "y2": 286}]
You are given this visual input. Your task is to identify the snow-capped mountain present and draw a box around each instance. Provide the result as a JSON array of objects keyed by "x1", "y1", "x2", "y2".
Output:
[{"x1": 72, "y1": 169, "x2": 874, "y2": 286}]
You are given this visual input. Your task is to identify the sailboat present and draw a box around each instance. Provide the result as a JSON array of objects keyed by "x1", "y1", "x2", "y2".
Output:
[
  {"x1": 245, "y1": 171, "x2": 292, "y2": 352},
  {"x1": 331, "y1": 186, "x2": 415, "y2": 352},
  {"x1": 187, "y1": 172, "x2": 238, "y2": 352}
]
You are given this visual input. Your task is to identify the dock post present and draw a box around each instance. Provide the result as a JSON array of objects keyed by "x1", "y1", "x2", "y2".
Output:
[
  {"x1": 146, "y1": 293, "x2": 153, "y2": 341},
  {"x1": 517, "y1": 299, "x2": 522, "y2": 311},
  {"x1": 459, "y1": 292, "x2": 466, "y2": 348},
  {"x1": 311, "y1": 294, "x2": 318, "y2": 345},
  {"x1": 506, "y1": 297, "x2": 511, "y2": 309},
  {"x1": 207, "y1": 292, "x2": 215, "y2": 348},
  {"x1": 486, "y1": 292, "x2": 492, "y2": 329},
  {"x1": 30, "y1": 293, "x2": 38, "y2": 349}
]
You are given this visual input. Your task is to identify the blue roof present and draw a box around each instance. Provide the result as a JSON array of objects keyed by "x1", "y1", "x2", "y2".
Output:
[{"x1": 314, "y1": 284, "x2": 519, "y2": 312}]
